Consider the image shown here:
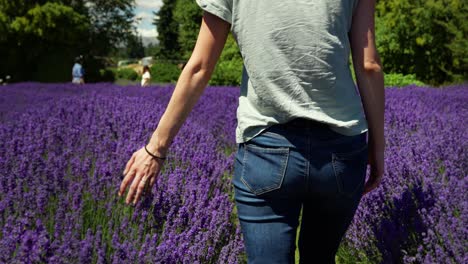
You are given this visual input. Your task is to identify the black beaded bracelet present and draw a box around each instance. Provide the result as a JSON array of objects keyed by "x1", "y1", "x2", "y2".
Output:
[{"x1": 144, "y1": 145, "x2": 167, "y2": 160}]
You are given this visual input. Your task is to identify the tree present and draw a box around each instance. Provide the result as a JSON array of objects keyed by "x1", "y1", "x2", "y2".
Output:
[
  {"x1": 145, "y1": 43, "x2": 159, "y2": 57},
  {"x1": 152, "y1": 0, "x2": 243, "y2": 85},
  {"x1": 126, "y1": 34, "x2": 145, "y2": 59},
  {"x1": 375, "y1": 0, "x2": 467, "y2": 85},
  {"x1": 0, "y1": 1, "x2": 89, "y2": 82},
  {"x1": 210, "y1": 34, "x2": 243, "y2": 86},
  {"x1": 171, "y1": 0, "x2": 243, "y2": 85},
  {"x1": 84, "y1": 0, "x2": 136, "y2": 56},
  {"x1": 173, "y1": 0, "x2": 202, "y2": 60},
  {"x1": 153, "y1": 0, "x2": 180, "y2": 60},
  {"x1": 0, "y1": 0, "x2": 136, "y2": 82}
]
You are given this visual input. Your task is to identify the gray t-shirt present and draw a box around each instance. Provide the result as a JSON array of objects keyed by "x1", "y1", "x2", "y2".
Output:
[{"x1": 196, "y1": 0, "x2": 368, "y2": 143}]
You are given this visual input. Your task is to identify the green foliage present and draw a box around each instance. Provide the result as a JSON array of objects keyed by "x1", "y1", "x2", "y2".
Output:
[
  {"x1": 210, "y1": 34, "x2": 243, "y2": 86},
  {"x1": 375, "y1": 0, "x2": 468, "y2": 85},
  {"x1": 9, "y1": 2, "x2": 88, "y2": 41},
  {"x1": 28, "y1": 49, "x2": 73, "y2": 83},
  {"x1": 153, "y1": 0, "x2": 180, "y2": 60},
  {"x1": 384, "y1": 73, "x2": 425, "y2": 87},
  {"x1": 173, "y1": 0, "x2": 202, "y2": 60},
  {"x1": 0, "y1": 11, "x2": 8, "y2": 42},
  {"x1": 157, "y1": 0, "x2": 468, "y2": 86},
  {"x1": 172, "y1": 1, "x2": 243, "y2": 85},
  {"x1": 151, "y1": 62, "x2": 181, "y2": 83},
  {"x1": 116, "y1": 68, "x2": 139, "y2": 81},
  {"x1": 210, "y1": 60, "x2": 243, "y2": 86},
  {"x1": 0, "y1": 0, "x2": 136, "y2": 83},
  {"x1": 335, "y1": 242, "x2": 376, "y2": 264},
  {"x1": 157, "y1": 0, "x2": 243, "y2": 85},
  {"x1": 145, "y1": 43, "x2": 159, "y2": 57},
  {"x1": 125, "y1": 34, "x2": 145, "y2": 59},
  {"x1": 155, "y1": 1, "x2": 244, "y2": 85},
  {"x1": 350, "y1": 62, "x2": 425, "y2": 88},
  {"x1": 99, "y1": 68, "x2": 116, "y2": 83},
  {"x1": 84, "y1": 0, "x2": 136, "y2": 55}
]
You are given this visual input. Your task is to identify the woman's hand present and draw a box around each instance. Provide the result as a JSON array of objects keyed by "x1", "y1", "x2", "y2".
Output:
[
  {"x1": 363, "y1": 144, "x2": 384, "y2": 195},
  {"x1": 117, "y1": 12, "x2": 230, "y2": 205},
  {"x1": 118, "y1": 147, "x2": 164, "y2": 205}
]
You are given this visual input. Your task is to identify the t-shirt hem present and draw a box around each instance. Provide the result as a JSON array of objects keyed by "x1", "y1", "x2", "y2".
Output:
[{"x1": 236, "y1": 124, "x2": 369, "y2": 144}]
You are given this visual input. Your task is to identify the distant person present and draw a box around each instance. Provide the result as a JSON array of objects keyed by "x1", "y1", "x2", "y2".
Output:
[
  {"x1": 141, "y1": 65, "x2": 151, "y2": 87},
  {"x1": 72, "y1": 56, "x2": 85, "y2": 84}
]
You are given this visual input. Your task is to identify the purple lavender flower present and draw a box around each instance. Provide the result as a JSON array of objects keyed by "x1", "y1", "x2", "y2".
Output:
[{"x1": 0, "y1": 83, "x2": 465, "y2": 263}]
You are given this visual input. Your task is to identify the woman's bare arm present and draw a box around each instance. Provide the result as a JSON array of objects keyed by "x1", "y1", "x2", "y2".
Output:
[
  {"x1": 350, "y1": 0, "x2": 385, "y2": 194},
  {"x1": 119, "y1": 12, "x2": 230, "y2": 204},
  {"x1": 148, "y1": 12, "x2": 230, "y2": 155}
]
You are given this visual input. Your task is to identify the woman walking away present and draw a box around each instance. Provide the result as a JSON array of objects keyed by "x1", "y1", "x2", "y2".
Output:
[
  {"x1": 141, "y1": 65, "x2": 151, "y2": 87},
  {"x1": 119, "y1": 0, "x2": 385, "y2": 263}
]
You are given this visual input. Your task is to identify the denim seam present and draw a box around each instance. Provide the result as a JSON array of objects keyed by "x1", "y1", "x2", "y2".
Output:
[
  {"x1": 240, "y1": 145, "x2": 249, "y2": 187},
  {"x1": 331, "y1": 155, "x2": 344, "y2": 194},
  {"x1": 332, "y1": 154, "x2": 366, "y2": 197},
  {"x1": 261, "y1": 131, "x2": 287, "y2": 140},
  {"x1": 245, "y1": 144, "x2": 289, "y2": 153}
]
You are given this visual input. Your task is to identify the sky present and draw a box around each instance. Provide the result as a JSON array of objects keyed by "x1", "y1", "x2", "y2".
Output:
[{"x1": 134, "y1": 0, "x2": 163, "y2": 38}]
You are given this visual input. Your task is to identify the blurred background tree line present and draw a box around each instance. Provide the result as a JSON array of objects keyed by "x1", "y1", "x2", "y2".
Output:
[
  {"x1": 0, "y1": 0, "x2": 466, "y2": 86},
  {"x1": 150, "y1": 0, "x2": 242, "y2": 85},
  {"x1": 153, "y1": 0, "x2": 467, "y2": 86},
  {"x1": 0, "y1": 0, "x2": 138, "y2": 83}
]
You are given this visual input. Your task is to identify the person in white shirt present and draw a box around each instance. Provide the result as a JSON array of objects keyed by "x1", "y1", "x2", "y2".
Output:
[{"x1": 141, "y1": 66, "x2": 151, "y2": 87}]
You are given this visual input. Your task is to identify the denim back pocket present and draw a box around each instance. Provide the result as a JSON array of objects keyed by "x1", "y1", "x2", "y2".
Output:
[
  {"x1": 332, "y1": 144, "x2": 368, "y2": 197},
  {"x1": 240, "y1": 144, "x2": 289, "y2": 196}
]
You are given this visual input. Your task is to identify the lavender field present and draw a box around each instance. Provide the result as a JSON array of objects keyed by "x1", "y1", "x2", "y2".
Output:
[{"x1": 0, "y1": 83, "x2": 466, "y2": 263}]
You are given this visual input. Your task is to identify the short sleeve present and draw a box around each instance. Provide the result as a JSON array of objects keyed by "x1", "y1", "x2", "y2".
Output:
[{"x1": 196, "y1": 0, "x2": 232, "y2": 24}]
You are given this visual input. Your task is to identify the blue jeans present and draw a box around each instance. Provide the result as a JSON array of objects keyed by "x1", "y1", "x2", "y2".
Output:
[{"x1": 233, "y1": 119, "x2": 368, "y2": 264}]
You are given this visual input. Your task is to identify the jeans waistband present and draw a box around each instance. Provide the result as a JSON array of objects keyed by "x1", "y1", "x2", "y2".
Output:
[{"x1": 261, "y1": 118, "x2": 366, "y2": 147}]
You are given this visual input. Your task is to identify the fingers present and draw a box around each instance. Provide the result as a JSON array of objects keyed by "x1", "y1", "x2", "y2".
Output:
[
  {"x1": 133, "y1": 174, "x2": 151, "y2": 205},
  {"x1": 119, "y1": 147, "x2": 164, "y2": 205},
  {"x1": 123, "y1": 154, "x2": 136, "y2": 176},
  {"x1": 119, "y1": 169, "x2": 136, "y2": 197},
  {"x1": 126, "y1": 171, "x2": 143, "y2": 204},
  {"x1": 143, "y1": 174, "x2": 158, "y2": 196},
  {"x1": 149, "y1": 175, "x2": 157, "y2": 188},
  {"x1": 363, "y1": 179, "x2": 378, "y2": 195},
  {"x1": 363, "y1": 171, "x2": 383, "y2": 195}
]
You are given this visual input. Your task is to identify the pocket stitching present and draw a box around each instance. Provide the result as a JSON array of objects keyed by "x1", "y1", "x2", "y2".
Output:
[
  {"x1": 240, "y1": 146, "x2": 289, "y2": 195},
  {"x1": 332, "y1": 160, "x2": 365, "y2": 197},
  {"x1": 332, "y1": 145, "x2": 368, "y2": 197},
  {"x1": 261, "y1": 131, "x2": 286, "y2": 140},
  {"x1": 245, "y1": 144, "x2": 289, "y2": 153},
  {"x1": 332, "y1": 160, "x2": 344, "y2": 194}
]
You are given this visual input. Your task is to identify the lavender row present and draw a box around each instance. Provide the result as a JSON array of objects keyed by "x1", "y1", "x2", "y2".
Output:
[
  {"x1": 344, "y1": 85, "x2": 467, "y2": 263},
  {"x1": 0, "y1": 83, "x2": 243, "y2": 263},
  {"x1": 0, "y1": 83, "x2": 466, "y2": 263}
]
